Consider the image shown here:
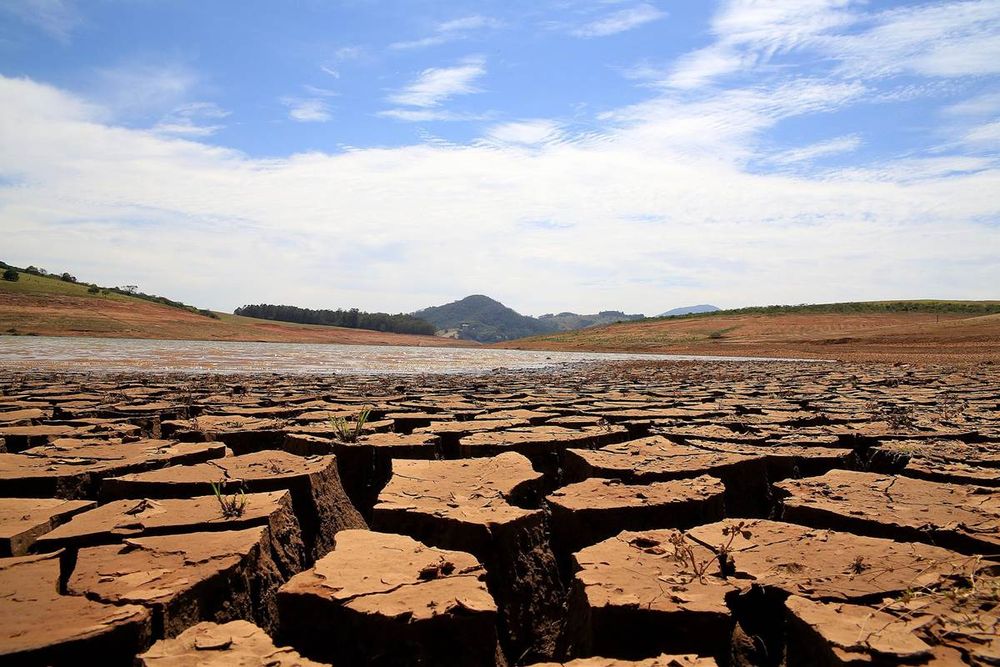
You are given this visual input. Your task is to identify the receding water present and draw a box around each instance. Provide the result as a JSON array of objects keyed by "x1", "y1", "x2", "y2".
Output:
[{"x1": 0, "y1": 336, "x2": 811, "y2": 375}]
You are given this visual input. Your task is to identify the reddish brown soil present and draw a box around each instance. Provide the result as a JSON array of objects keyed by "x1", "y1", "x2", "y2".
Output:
[
  {"x1": 500, "y1": 312, "x2": 1000, "y2": 364},
  {"x1": 0, "y1": 361, "x2": 996, "y2": 666},
  {"x1": 0, "y1": 289, "x2": 473, "y2": 346}
]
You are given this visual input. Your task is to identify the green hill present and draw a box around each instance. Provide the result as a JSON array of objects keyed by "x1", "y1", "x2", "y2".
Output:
[{"x1": 414, "y1": 295, "x2": 554, "y2": 343}]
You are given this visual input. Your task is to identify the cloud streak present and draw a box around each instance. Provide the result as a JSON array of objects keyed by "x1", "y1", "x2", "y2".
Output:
[
  {"x1": 571, "y1": 3, "x2": 666, "y2": 38},
  {"x1": 384, "y1": 56, "x2": 486, "y2": 116}
]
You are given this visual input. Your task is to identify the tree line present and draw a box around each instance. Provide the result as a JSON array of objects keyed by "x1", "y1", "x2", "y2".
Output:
[{"x1": 234, "y1": 303, "x2": 437, "y2": 335}]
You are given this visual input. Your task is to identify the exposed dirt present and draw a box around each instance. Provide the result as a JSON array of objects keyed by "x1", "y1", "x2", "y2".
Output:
[
  {"x1": 0, "y1": 360, "x2": 996, "y2": 666},
  {"x1": 0, "y1": 288, "x2": 472, "y2": 347},
  {"x1": 500, "y1": 312, "x2": 1000, "y2": 364}
]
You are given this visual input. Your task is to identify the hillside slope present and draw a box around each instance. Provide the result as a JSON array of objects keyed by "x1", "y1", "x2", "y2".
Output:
[
  {"x1": 0, "y1": 273, "x2": 471, "y2": 346},
  {"x1": 414, "y1": 295, "x2": 555, "y2": 342},
  {"x1": 500, "y1": 304, "x2": 1000, "y2": 363}
]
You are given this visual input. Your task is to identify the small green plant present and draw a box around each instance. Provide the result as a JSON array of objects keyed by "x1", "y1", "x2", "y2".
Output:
[
  {"x1": 330, "y1": 406, "x2": 372, "y2": 442},
  {"x1": 210, "y1": 479, "x2": 247, "y2": 518},
  {"x1": 2, "y1": 268, "x2": 18, "y2": 282}
]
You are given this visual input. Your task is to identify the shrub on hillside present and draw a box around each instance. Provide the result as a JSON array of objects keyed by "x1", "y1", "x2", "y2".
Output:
[{"x1": 2, "y1": 268, "x2": 19, "y2": 282}]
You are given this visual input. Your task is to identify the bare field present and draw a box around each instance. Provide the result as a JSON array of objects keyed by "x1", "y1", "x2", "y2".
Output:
[
  {"x1": 0, "y1": 279, "x2": 471, "y2": 348},
  {"x1": 500, "y1": 312, "x2": 1000, "y2": 364}
]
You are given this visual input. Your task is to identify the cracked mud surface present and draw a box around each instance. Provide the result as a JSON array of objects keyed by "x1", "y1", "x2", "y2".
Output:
[{"x1": 0, "y1": 359, "x2": 996, "y2": 665}]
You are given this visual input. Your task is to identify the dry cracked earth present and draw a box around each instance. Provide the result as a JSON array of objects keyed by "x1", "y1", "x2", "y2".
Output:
[{"x1": 0, "y1": 360, "x2": 996, "y2": 667}]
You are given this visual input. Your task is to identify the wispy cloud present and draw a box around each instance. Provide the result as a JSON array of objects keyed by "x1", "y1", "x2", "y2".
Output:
[
  {"x1": 571, "y1": 3, "x2": 666, "y2": 38},
  {"x1": 93, "y1": 63, "x2": 200, "y2": 118},
  {"x1": 386, "y1": 56, "x2": 486, "y2": 108},
  {"x1": 153, "y1": 102, "x2": 229, "y2": 137},
  {"x1": 766, "y1": 134, "x2": 862, "y2": 165},
  {"x1": 377, "y1": 109, "x2": 488, "y2": 122},
  {"x1": 1, "y1": 0, "x2": 81, "y2": 42},
  {"x1": 390, "y1": 15, "x2": 502, "y2": 50},
  {"x1": 485, "y1": 120, "x2": 563, "y2": 146},
  {"x1": 282, "y1": 97, "x2": 332, "y2": 123},
  {"x1": 661, "y1": 0, "x2": 1000, "y2": 90}
]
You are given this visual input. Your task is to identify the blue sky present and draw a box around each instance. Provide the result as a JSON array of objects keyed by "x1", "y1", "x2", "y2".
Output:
[{"x1": 1, "y1": 0, "x2": 998, "y2": 315}]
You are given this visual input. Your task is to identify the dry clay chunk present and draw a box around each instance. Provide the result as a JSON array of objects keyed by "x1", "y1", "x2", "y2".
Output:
[
  {"x1": 775, "y1": 470, "x2": 1000, "y2": 556},
  {"x1": 0, "y1": 551, "x2": 152, "y2": 666},
  {"x1": 373, "y1": 452, "x2": 563, "y2": 662},
  {"x1": 68, "y1": 526, "x2": 290, "y2": 638},
  {"x1": 0, "y1": 497, "x2": 95, "y2": 556},
  {"x1": 0, "y1": 440, "x2": 226, "y2": 499},
  {"x1": 138, "y1": 620, "x2": 327, "y2": 667},
  {"x1": 531, "y1": 656, "x2": 718, "y2": 666},
  {"x1": 34, "y1": 491, "x2": 305, "y2": 577},
  {"x1": 546, "y1": 476, "x2": 725, "y2": 555},
  {"x1": 279, "y1": 529, "x2": 501, "y2": 667},
  {"x1": 100, "y1": 451, "x2": 365, "y2": 558}
]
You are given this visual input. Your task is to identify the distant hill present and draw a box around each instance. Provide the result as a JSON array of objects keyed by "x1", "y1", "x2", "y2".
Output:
[
  {"x1": 538, "y1": 310, "x2": 645, "y2": 331},
  {"x1": 659, "y1": 304, "x2": 720, "y2": 317},
  {"x1": 414, "y1": 295, "x2": 555, "y2": 343},
  {"x1": 414, "y1": 296, "x2": 649, "y2": 343}
]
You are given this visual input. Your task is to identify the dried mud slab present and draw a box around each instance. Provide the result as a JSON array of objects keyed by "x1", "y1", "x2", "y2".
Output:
[
  {"x1": 0, "y1": 551, "x2": 152, "y2": 666},
  {"x1": 775, "y1": 470, "x2": 999, "y2": 556},
  {"x1": 138, "y1": 620, "x2": 327, "y2": 667},
  {"x1": 567, "y1": 529, "x2": 737, "y2": 661},
  {"x1": 546, "y1": 476, "x2": 725, "y2": 557},
  {"x1": 278, "y1": 529, "x2": 502, "y2": 667},
  {"x1": 531, "y1": 656, "x2": 717, "y2": 667},
  {"x1": 686, "y1": 519, "x2": 981, "y2": 602},
  {"x1": 100, "y1": 450, "x2": 364, "y2": 558},
  {"x1": 564, "y1": 436, "x2": 770, "y2": 517},
  {"x1": 682, "y1": 437, "x2": 853, "y2": 480},
  {"x1": 373, "y1": 452, "x2": 563, "y2": 662},
  {"x1": 415, "y1": 418, "x2": 530, "y2": 456},
  {"x1": 330, "y1": 432, "x2": 442, "y2": 517},
  {"x1": 0, "y1": 440, "x2": 226, "y2": 499},
  {"x1": 161, "y1": 415, "x2": 285, "y2": 454},
  {"x1": 0, "y1": 497, "x2": 95, "y2": 556},
  {"x1": 783, "y1": 595, "x2": 934, "y2": 666},
  {"x1": 0, "y1": 425, "x2": 78, "y2": 452},
  {"x1": 871, "y1": 439, "x2": 1000, "y2": 487},
  {"x1": 68, "y1": 526, "x2": 289, "y2": 638},
  {"x1": 34, "y1": 491, "x2": 305, "y2": 574},
  {"x1": 458, "y1": 425, "x2": 629, "y2": 479}
]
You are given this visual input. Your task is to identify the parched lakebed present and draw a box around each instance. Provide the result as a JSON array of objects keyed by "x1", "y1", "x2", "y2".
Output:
[{"x1": 0, "y1": 360, "x2": 996, "y2": 666}]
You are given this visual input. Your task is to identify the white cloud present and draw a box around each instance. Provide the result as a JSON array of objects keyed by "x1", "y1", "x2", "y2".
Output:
[
  {"x1": 485, "y1": 120, "x2": 563, "y2": 145},
  {"x1": 959, "y1": 120, "x2": 1000, "y2": 150},
  {"x1": 663, "y1": 0, "x2": 856, "y2": 88},
  {"x1": 283, "y1": 97, "x2": 332, "y2": 123},
  {"x1": 3, "y1": 73, "x2": 998, "y2": 315},
  {"x1": 378, "y1": 109, "x2": 487, "y2": 122},
  {"x1": 571, "y1": 3, "x2": 666, "y2": 38},
  {"x1": 390, "y1": 15, "x2": 502, "y2": 50},
  {"x1": 153, "y1": 102, "x2": 230, "y2": 137},
  {"x1": 942, "y1": 92, "x2": 1000, "y2": 117},
  {"x1": 93, "y1": 63, "x2": 200, "y2": 119},
  {"x1": 766, "y1": 134, "x2": 862, "y2": 165},
  {"x1": 1, "y1": 0, "x2": 81, "y2": 41},
  {"x1": 386, "y1": 57, "x2": 486, "y2": 108},
  {"x1": 660, "y1": 0, "x2": 1000, "y2": 90},
  {"x1": 823, "y1": 1, "x2": 1000, "y2": 79}
]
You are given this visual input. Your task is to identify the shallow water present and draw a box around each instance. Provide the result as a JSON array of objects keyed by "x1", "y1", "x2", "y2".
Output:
[{"x1": 0, "y1": 336, "x2": 812, "y2": 375}]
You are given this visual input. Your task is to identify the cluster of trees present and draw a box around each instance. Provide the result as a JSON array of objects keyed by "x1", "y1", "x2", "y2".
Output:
[{"x1": 234, "y1": 304, "x2": 437, "y2": 335}]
